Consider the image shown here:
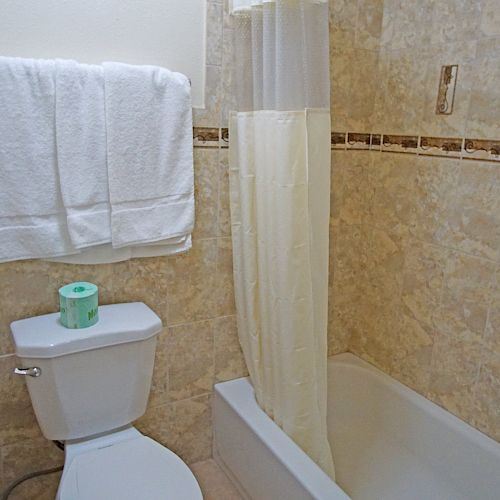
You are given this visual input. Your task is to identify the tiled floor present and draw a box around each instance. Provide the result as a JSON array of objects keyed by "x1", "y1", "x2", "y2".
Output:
[
  {"x1": 3, "y1": 458, "x2": 242, "y2": 499},
  {"x1": 190, "y1": 459, "x2": 243, "y2": 500}
]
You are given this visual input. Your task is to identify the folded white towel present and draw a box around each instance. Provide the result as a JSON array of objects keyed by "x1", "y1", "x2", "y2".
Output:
[
  {"x1": 103, "y1": 62, "x2": 195, "y2": 248},
  {"x1": 0, "y1": 57, "x2": 77, "y2": 262},
  {"x1": 48, "y1": 234, "x2": 192, "y2": 264},
  {"x1": 55, "y1": 59, "x2": 110, "y2": 249}
]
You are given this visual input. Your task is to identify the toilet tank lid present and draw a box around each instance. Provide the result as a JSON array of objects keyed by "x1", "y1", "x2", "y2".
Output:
[{"x1": 10, "y1": 303, "x2": 162, "y2": 359}]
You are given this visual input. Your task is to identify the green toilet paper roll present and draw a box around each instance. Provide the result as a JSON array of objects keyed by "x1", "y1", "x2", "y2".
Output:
[{"x1": 59, "y1": 282, "x2": 99, "y2": 329}]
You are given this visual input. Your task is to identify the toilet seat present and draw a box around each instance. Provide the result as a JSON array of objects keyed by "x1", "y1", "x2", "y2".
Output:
[{"x1": 58, "y1": 435, "x2": 203, "y2": 500}]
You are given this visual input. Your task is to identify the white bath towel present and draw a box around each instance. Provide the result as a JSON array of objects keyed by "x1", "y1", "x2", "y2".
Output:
[
  {"x1": 49, "y1": 234, "x2": 192, "y2": 264},
  {"x1": 55, "y1": 59, "x2": 110, "y2": 249},
  {"x1": 0, "y1": 57, "x2": 77, "y2": 262},
  {"x1": 103, "y1": 62, "x2": 194, "y2": 248}
]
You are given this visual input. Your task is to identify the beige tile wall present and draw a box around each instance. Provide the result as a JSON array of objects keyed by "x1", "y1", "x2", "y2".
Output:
[
  {"x1": 0, "y1": 0, "x2": 248, "y2": 491},
  {"x1": 329, "y1": 0, "x2": 500, "y2": 441}
]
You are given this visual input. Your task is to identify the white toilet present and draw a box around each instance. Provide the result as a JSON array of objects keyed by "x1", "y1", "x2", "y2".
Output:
[{"x1": 10, "y1": 302, "x2": 203, "y2": 500}]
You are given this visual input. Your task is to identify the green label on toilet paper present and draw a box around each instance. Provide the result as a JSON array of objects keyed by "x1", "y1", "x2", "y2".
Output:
[{"x1": 59, "y1": 282, "x2": 99, "y2": 329}]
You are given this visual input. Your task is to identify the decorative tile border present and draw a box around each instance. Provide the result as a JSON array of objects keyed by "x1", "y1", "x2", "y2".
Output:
[
  {"x1": 331, "y1": 132, "x2": 346, "y2": 150},
  {"x1": 464, "y1": 138, "x2": 500, "y2": 162},
  {"x1": 331, "y1": 131, "x2": 500, "y2": 163},
  {"x1": 420, "y1": 136, "x2": 463, "y2": 158},
  {"x1": 221, "y1": 128, "x2": 229, "y2": 149},
  {"x1": 382, "y1": 134, "x2": 419, "y2": 154},
  {"x1": 193, "y1": 127, "x2": 220, "y2": 148},
  {"x1": 195, "y1": 127, "x2": 500, "y2": 164}
]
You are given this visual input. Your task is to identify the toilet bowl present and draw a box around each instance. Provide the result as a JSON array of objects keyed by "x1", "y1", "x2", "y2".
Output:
[
  {"x1": 10, "y1": 303, "x2": 202, "y2": 500},
  {"x1": 57, "y1": 427, "x2": 202, "y2": 499}
]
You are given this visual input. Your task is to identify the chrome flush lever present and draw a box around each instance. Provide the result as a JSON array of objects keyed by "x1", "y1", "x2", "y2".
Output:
[{"x1": 14, "y1": 367, "x2": 41, "y2": 377}]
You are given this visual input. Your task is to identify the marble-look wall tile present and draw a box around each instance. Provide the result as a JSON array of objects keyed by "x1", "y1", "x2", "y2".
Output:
[
  {"x1": 217, "y1": 149, "x2": 231, "y2": 237},
  {"x1": 381, "y1": 48, "x2": 430, "y2": 134},
  {"x1": 437, "y1": 161, "x2": 500, "y2": 261},
  {"x1": 433, "y1": 251, "x2": 496, "y2": 339},
  {"x1": 139, "y1": 394, "x2": 214, "y2": 463},
  {"x1": 365, "y1": 153, "x2": 417, "y2": 238},
  {"x1": 401, "y1": 239, "x2": 449, "y2": 334},
  {"x1": 148, "y1": 328, "x2": 170, "y2": 408},
  {"x1": 0, "y1": 356, "x2": 42, "y2": 448},
  {"x1": 221, "y1": 26, "x2": 235, "y2": 128},
  {"x1": 426, "y1": 327, "x2": 484, "y2": 420},
  {"x1": 467, "y1": 38, "x2": 500, "y2": 140},
  {"x1": 329, "y1": 0, "x2": 357, "y2": 48},
  {"x1": 485, "y1": 267, "x2": 500, "y2": 346},
  {"x1": 412, "y1": 156, "x2": 460, "y2": 243},
  {"x1": 193, "y1": 64, "x2": 222, "y2": 128},
  {"x1": 206, "y1": 0, "x2": 223, "y2": 66},
  {"x1": 329, "y1": 224, "x2": 365, "y2": 355},
  {"x1": 381, "y1": 0, "x2": 435, "y2": 50},
  {"x1": 480, "y1": 0, "x2": 500, "y2": 36},
  {"x1": 330, "y1": 48, "x2": 353, "y2": 131},
  {"x1": 430, "y1": 0, "x2": 483, "y2": 45},
  {"x1": 346, "y1": 49, "x2": 380, "y2": 131},
  {"x1": 136, "y1": 402, "x2": 176, "y2": 449},
  {"x1": 168, "y1": 320, "x2": 214, "y2": 401},
  {"x1": 193, "y1": 148, "x2": 220, "y2": 239},
  {"x1": 473, "y1": 356, "x2": 500, "y2": 441},
  {"x1": 355, "y1": 0, "x2": 384, "y2": 50},
  {"x1": 0, "y1": 261, "x2": 52, "y2": 354},
  {"x1": 172, "y1": 394, "x2": 212, "y2": 464},
  {"x1": 111, "y1": 258, "x2": 169, "y2": 324},
  {"x1": 214, "y1": 315, "x2": 247, "y2": 382},
  {"x1": 332, "y1": 151, "x2": 373, "y2": 226},
  {"x1": 165, "y1": 239, "x2": 218, "y2": 325},
  {"x1": 215, "y1": 237, "x2": 236, "y2": 317},
  {"x1": 1, "y1": 438, "x2": 63, "y2": 487}
]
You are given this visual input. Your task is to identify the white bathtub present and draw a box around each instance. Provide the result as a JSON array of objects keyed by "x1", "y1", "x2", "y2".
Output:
[{"x1": 214, "y1": 353, "x2": 500, "y2": 500}]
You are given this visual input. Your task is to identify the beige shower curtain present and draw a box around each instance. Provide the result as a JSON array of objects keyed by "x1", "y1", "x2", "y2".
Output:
[{"x1": 229, "y1": 0, "x2": 334, "y2": 478}]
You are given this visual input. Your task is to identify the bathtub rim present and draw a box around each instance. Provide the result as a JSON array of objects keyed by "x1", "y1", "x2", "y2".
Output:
[
  {"x1": 213, "y1": 375, "x2": 349, "y2": 500},
  {"x1": 330, "y1": 353, "x2": 500, "y2": 455}
]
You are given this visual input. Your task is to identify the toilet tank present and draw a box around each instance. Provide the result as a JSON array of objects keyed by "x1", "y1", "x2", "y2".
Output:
[{"x1": 10, "y1": 303, "x2": 162, "y2": 441}]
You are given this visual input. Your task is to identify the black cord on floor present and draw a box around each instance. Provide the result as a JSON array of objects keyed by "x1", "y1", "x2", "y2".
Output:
[
  {"x1": 0, "y1": 466, "x2": 63, "y2": 500},
  {"x1": 0, "y1": 441, "x2": 65, "y2": 500}
]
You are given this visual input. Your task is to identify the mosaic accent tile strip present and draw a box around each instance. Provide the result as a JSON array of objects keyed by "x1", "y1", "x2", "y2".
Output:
[
  {"x1": 331, "y1": 131, "x2": 500, "y2": 163},
  {"x1": 420, "y1": 136, "x2": 463, "y2": 158},
  {"x1": 195, "y1": 127, "x2": 500, "y2": 163},
  {"x1": 221, "y1": 128, "x2": 229, "y2": 148},
  {"x1": 193, "y1": 127, "x2": 220, "y2": 148},
  {"x1": 382, "y1": 134, "x2": 419, "y2": 154},
  {"x1": 347, "y1": 132, "x2": 371, "y2": 150},
  {"x1": 331, "y1": 132, "x2": 347, "y2": 150}
]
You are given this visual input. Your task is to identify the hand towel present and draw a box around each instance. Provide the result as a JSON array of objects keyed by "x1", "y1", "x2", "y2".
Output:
[
  {"x1": 0, "y1": 57, "x2": 77, "y2": 262},
  {"x1": 55, "y1": 59, "x2": 110, "y2": 249},
  {"x1": 103, "y1": 62, "x2": 195, "y2": 248}
]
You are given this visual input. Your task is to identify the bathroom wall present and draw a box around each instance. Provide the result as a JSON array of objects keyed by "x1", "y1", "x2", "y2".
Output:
[
  {"x1": 0, "y1": 0, "x2": 244, "y2": 494},
  {"x1": 329, "y1": 0, "x2": 500, "y2": 441},
  {"x1": 0, "y1": 0, "x2": 207, "y2": 107}
]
